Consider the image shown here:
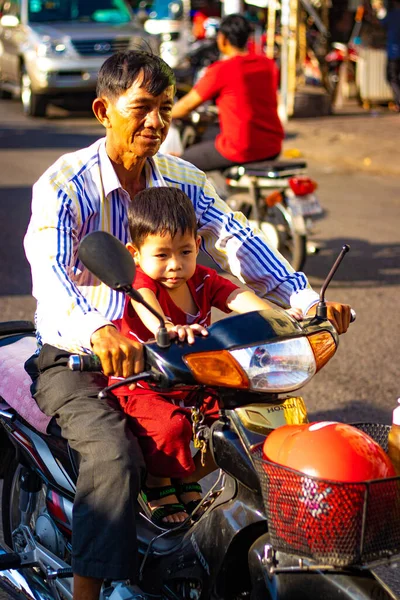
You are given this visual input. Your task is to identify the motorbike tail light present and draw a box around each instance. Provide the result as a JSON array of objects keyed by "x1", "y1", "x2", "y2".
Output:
[
  {"x1": 288, "y1": 177, "x2": 317, "y2": 196},
  {"x1": 307, "y1": 331, "x2": 337, "y2": 372},
  {"x1": 184, "y1": 350, "x2": 249, "y2": 388},
  {"x1": 264, "y1": 191, "x2": 283, "y2": 207}
]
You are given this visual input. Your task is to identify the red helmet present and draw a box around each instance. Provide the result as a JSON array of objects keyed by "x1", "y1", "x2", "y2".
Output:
[
  {"x1": 263, "y1": 422, "x2": 395, "y2": 481},
  {"x1": 262, "y1": 422, "x2": 396, "y2": 560}
]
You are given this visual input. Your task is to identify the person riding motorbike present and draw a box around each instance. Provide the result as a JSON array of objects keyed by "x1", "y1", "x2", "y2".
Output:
[
  {"x1": 171, "y1": 13, "x2": 284, "y2": 171},
  {"x1": 109, "y1": 185, "x2": 303, "y2": 528},
  {"x1": 23, "y1": 49, "x2": 351, "y2": 600}
]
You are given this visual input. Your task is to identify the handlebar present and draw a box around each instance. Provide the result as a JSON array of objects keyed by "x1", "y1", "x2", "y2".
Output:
[
  {"x1": 68, "y1": 354, "x2": 102, "y2": 372},
  {"x1": 68, "y1": 310, "x2": 355, "y2": 374}
]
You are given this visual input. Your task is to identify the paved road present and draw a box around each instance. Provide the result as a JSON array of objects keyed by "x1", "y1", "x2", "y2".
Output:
[{"x1": 0, "y1": 98, "x2": 399, "y2": 597}]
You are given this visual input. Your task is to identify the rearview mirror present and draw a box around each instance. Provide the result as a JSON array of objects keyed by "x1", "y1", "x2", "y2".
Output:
[{"x1": 78, "y1": 231, "x2": 135, "y2": 291}]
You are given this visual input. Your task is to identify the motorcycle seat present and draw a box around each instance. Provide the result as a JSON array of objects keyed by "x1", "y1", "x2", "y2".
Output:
[
  {"x1": 0, "y1": 329, "x2": 52, "y2": 434},
  {"x1": 225, "y1": 160, "x2": 307, "y2": 178}
]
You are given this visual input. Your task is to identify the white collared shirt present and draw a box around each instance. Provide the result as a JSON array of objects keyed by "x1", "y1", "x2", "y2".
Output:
[{"x1": 24, "y1": 137, "x2": 318, "y2": 353}]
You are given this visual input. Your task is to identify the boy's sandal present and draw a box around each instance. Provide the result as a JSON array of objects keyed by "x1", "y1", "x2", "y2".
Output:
[
  {"x1": 175, "y1": 481, "x2": 203, "y2": 515},
  {"x1": 142, "y1": 485, "x2": 189, "y2": 530}
]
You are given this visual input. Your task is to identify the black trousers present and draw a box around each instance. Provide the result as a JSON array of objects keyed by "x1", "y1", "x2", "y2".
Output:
[
  {"x1": 387, "y1": 58, "x2": 400, "y2": 108},
  {"x1": 25, "y1": 344, "x2": 145, "y2": 580},
  {"x1": 181, "y1": 131, "x2": 279, "y2": 172}
]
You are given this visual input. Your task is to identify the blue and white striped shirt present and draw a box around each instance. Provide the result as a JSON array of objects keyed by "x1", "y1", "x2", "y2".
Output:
[{"x1": 24, "y1": 137, "x2": 318, "y2": 353}]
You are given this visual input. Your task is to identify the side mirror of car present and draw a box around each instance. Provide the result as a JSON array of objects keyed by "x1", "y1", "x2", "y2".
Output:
[{"x1": 0, "y1": 15, "x2": 20, "y2": 27}]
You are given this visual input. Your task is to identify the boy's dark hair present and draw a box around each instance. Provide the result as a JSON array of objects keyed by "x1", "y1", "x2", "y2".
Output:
[
  {"x1": 128, "y1": 187, "x2": 198, "y2": 248},
  {"x1": 219, "y1": 14, "x2": 252, "y2": 50},
  {"x1": 96, "y1": 50, "x2": 175, "y2": 101}
]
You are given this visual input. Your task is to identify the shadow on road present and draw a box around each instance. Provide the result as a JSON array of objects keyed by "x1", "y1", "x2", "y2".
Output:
[
  {"x1": 0, "y1": 187, "x2": 32, "y2": 295},
  {"x1": 0, "y1": 124, "x2": 100, "y2": 150},
  {"x1": 305, "y1": 237, "x2": 400, "y2": 287}
]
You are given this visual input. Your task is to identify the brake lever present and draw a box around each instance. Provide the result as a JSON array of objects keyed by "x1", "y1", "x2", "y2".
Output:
[{"x1": 98, "y1": 371, "x2": 164, "y2": 400}]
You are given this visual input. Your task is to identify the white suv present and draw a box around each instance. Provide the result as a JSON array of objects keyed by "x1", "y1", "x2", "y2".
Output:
[{"x1": 0, "y1": 0, "x2": 158, "y2": 117}]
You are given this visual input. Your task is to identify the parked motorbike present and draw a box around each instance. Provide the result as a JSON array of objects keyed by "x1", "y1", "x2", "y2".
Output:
[
  {"x1": 0, "y1": 233, "x2": 397, "y2": 600},
  {"x1": 325, "y1": 42, "x2": 358, "y2": 102},
  {"x1": 164, "y1": 107, "x2": 324, "y2": 272}
]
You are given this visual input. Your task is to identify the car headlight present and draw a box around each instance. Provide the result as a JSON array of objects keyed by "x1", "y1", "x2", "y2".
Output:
[
  {"x1": 229, "y1": 338, "x2": 317, "y2": 393},
  {"x1": 36, "y1": 36, "x2": 75, "y2": 58}
]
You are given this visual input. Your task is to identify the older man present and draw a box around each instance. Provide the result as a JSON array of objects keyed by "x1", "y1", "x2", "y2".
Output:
[{"x1": 24, "y1": 50, "x2": 351, "y2": 600}]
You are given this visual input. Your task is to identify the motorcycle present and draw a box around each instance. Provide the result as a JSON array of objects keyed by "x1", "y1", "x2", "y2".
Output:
[
  {"x1": 0, "y1": 233, "x2": 398, "y2": 600},
  {"x1": 163, "y1": 107, "x2": 324, "y2": 272},
  {"x1": 325, "y1": 43, "x2": 358, "y2": 103}
]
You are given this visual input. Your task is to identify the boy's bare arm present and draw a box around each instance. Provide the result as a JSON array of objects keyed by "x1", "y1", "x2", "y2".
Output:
[
  {"x1": 226, "y1": 289, "x2": 302, "y2": 319},
  {"x1": 131, "y1": 288, "x2": 170, "y2": 336}
]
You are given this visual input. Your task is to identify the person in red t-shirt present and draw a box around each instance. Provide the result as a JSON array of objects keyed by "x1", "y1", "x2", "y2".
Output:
[
  {"x1": 111, "y1": 186, "x2": 302, "y2": 528},
  {"x1": 171, "y1": 13, "x2": 284, "y2": 170}
]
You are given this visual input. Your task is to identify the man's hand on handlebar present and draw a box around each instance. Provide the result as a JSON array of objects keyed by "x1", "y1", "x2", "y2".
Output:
[
  {"x1": 307, "y1": 301, "x2": 352, "y2": 334},
  {"x1": 90, "y1": 325, "x2": 144, "y2": 379}
]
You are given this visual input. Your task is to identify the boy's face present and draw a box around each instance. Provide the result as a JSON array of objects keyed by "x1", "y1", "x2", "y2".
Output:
[{"x1": 129, "y1": 230, "x2": 201, "y2": 289}]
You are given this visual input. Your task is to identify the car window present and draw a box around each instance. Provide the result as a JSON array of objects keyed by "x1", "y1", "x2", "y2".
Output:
[
  {"x1": 2, "y1": 0, "x2": 21, "y2": 18},
  {"x1": 28, "y1": 0, "x2": 132, "y2": 24}
]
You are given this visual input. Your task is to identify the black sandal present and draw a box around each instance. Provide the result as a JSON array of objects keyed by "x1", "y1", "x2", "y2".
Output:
[
  {"x1": 142, "y1": 485, "x2": 189, "y2": 529},
  {"x1": 175, "y1": 482, "x2": 203, "y2": 515}
]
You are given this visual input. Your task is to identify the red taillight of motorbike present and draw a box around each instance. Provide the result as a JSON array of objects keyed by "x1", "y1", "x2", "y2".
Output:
[
  {"x1": 288, "y1": 177, "x2": 317, "y2": 196},
  {"x1": 264, "y1": 191, "x2": 283, "y2": 207}
]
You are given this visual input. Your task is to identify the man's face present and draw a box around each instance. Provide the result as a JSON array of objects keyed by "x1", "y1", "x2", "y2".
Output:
[{"x1": 105, "y1": 73, "x2": 174, "y2": 161}]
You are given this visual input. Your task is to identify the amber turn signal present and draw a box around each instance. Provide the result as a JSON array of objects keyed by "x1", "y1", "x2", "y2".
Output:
[
  {"x1": 184, "y1": 350, "x2": 249, "y2": 388},
  {"x1": 308, "y1": 331, "x2": 337, "y2": 372}
]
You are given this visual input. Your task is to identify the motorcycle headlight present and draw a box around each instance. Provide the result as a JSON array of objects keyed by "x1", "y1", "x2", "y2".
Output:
[
  {"x1": 184, "y1": 332, "x2": 336, "y2": 392},
  {"x1": 36, "y1": 36, "x2": 75, "y2": 58},
  {"x1": 229, "y1": 337, "x2": 317, "y2": 393}
]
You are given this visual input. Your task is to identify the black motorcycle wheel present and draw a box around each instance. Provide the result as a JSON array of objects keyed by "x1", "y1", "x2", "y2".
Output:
[
  {"x1": 226, "y1": 193, "x2": 307, "y2": 271},
  {"x1": 2, "y1": 457, "x2": 45, "y2": 549}
]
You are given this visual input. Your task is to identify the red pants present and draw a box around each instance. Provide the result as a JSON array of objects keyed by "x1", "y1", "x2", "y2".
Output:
[{"x1": 113, "y1": 385, "x2": 219, "y2": 478}]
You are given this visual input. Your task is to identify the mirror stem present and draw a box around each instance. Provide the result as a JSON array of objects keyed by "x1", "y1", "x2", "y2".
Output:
[{"x1": 315, "y1": 244, "x2": 350, "y2": 321}]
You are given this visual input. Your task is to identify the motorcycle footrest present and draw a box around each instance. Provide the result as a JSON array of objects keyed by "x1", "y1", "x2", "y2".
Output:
[
  {"x1": 47, "y1": 567, "x2": 73, "y2": 580},
  {"x1": 0, "y1": 551, "x2": 22, "y2": 571},
  {"x1": 0, "y1": 548, "x2": 37, "y2": 571}
]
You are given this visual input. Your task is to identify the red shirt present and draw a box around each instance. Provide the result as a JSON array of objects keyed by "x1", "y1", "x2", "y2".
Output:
[
  {"x1": 117, "y1": 265, "x2": 240, "y2": 343},
  {"x1": 194, "y1": 54, "x2": 284, "y2": 163}
]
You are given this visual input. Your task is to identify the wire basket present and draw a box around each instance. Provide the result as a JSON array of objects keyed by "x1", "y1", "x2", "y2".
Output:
[{"x1": 252, "y1": 423, "x2": 400, "y2": 567}]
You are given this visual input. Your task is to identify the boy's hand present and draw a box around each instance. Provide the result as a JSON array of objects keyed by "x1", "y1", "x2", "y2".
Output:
[
  {"x1": 165, "y1": 323, "x2": 209, "y2": 344},
  {"x1": 286, "y1": 307, "x2": 303, "y2": 321}
]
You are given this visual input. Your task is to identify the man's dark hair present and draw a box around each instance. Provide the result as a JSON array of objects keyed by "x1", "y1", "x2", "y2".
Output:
[
  {"x1": 96, "y1": 50, "x2": 175, "y2": 100},
  {"x1": 128, "y1": 187, "x2": 198, "y2": 249},
  {"x1": 219, "y1": 14, "x2": 252, "y2": 49}
]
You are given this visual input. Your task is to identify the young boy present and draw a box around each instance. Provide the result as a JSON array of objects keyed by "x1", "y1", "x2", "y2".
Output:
[{"x1": 111, "y1": 186, "x2": 302, "y2": 528}]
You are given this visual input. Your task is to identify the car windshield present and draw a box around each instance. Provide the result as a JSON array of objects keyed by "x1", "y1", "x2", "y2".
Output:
[{"x1": 28, "y1": 0, "x2": 132, "y2": 23}]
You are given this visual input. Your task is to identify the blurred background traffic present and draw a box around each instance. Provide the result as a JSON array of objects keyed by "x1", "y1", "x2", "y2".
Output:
[{"x1": 0, "y1": 0, "x2": 397, "y2": 119}]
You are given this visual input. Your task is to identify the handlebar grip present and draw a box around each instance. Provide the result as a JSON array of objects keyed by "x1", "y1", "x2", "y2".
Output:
[
  {"x1": 350, "y1": 309, "x2": 356, "y2": 323},
  {"x1": 68, "y1": 354, "x2": 102, "y2": 372}
]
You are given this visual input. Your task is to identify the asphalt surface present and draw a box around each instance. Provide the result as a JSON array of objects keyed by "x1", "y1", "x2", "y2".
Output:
[{"x1": 0, "y1": 97, "x2": 399, "y2": 597}]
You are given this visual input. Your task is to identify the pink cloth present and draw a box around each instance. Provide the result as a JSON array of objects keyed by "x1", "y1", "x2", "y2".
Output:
[{"x1": 0, "y1": 336, "x2": 51, "y2": 434}]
